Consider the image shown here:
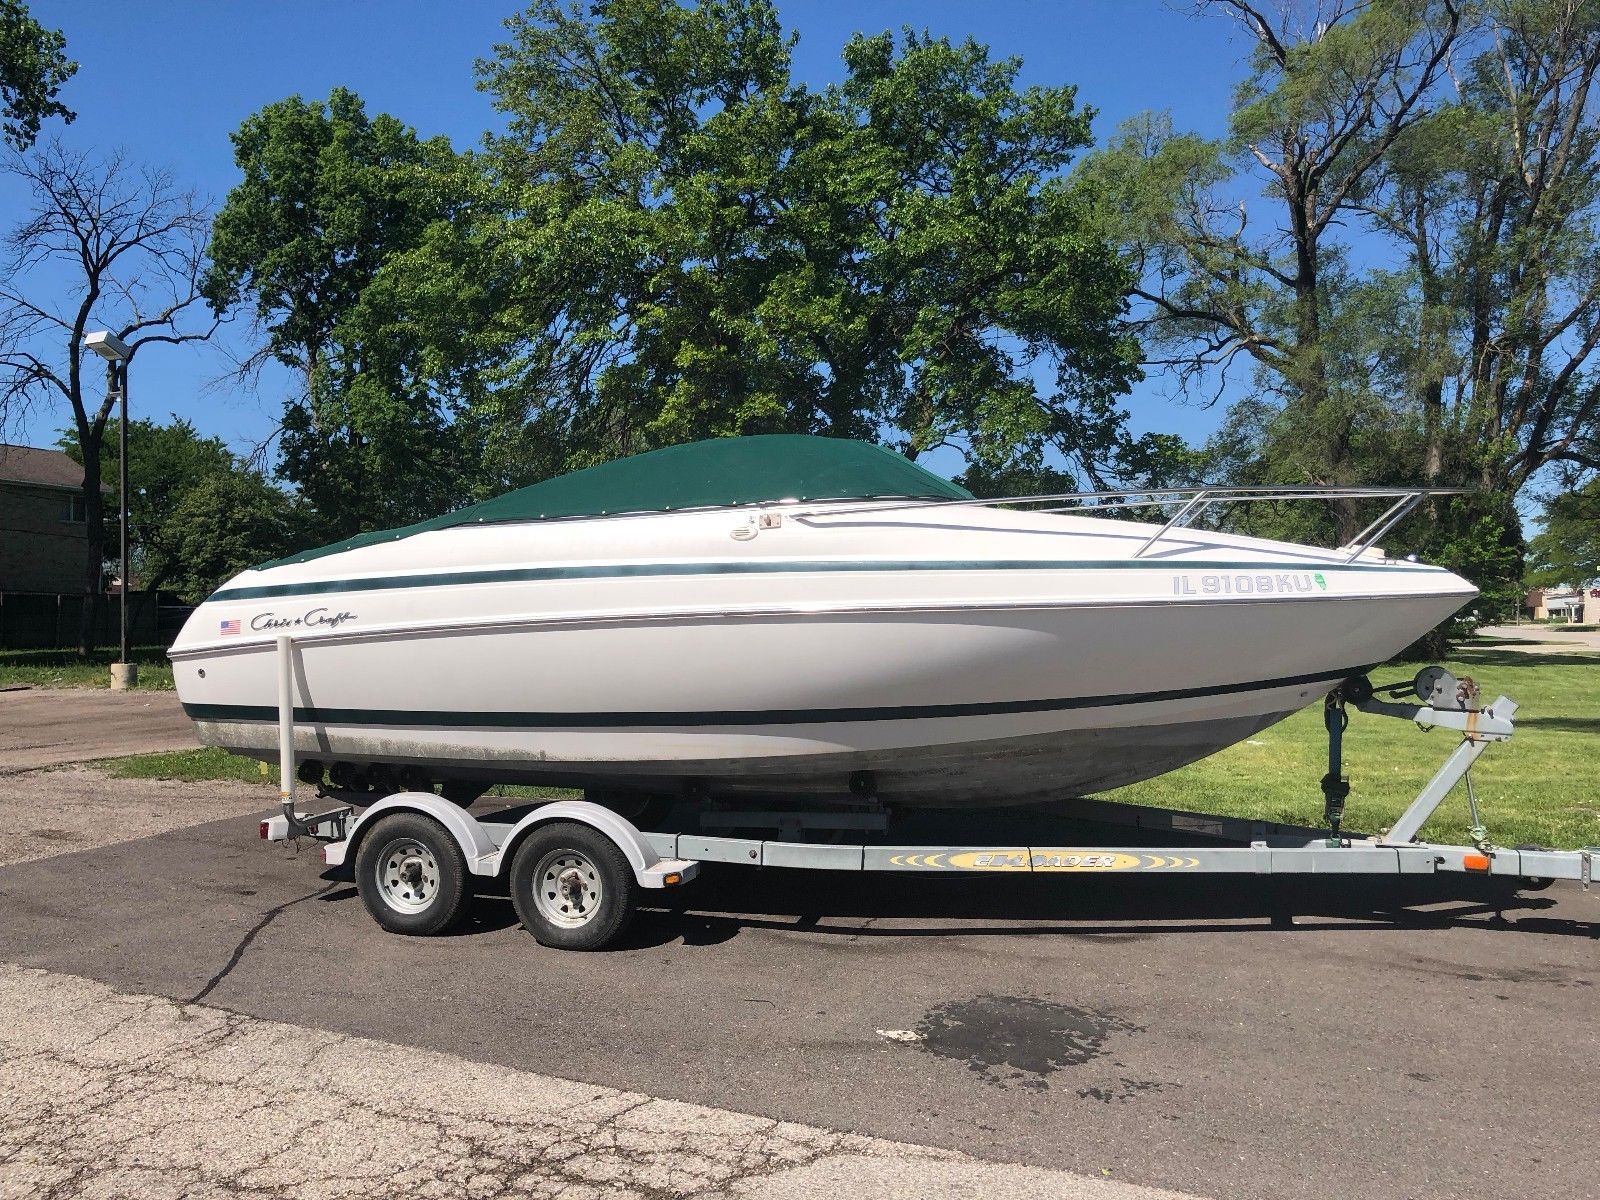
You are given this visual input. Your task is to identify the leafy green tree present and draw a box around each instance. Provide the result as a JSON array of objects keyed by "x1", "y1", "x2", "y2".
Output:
[
  {"x1": 1077, "y1": 1, "x2": 1600, "y2": 646},
  {"x1": 1528, "y1": 481, "x2": 1600, "y2": 587},
  {"x1": 449, "y1": 0, "x2": 1167, "y2": 490},
  {"x1": 0, "y1": 0, "x2": 75, "y2": 151},
  {"x1": 206, "y1": 88, "x2": 473, "y2": 537},
  {"x1": 61, "y1": 417, "x2": 306, "y2": 600},
  {"x1": 161, "y1": 470, "x2": 309, "y2": 602},
  {"x1": 1077, "y1": 0, "x2": 1465, "y2": 537}
]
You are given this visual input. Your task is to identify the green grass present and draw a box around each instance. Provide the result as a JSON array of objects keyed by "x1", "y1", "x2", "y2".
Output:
[
  {"x1": 0, "y1": 645, "x2": 175, "y2": 690},
  {"x1": 1109, "y1": 646, "x2": 1600, "y2": 849},
  {"x1": 88, "y1": 644, "x2": 1598, "y2": 850},
  {"x1": 97, "y1": 746, "x2": 273, "y2": 784},
  {"x1": 95, "y1": 746, "x2": 574, "y2": 802}
]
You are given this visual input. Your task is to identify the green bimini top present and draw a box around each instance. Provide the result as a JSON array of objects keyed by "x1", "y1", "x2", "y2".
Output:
[{"x1": 262, "y1": 434, "x2": 973, "y2": 568}]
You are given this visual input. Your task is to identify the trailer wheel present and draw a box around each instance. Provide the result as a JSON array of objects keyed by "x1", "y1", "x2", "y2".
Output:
[
  {"x1": 509, "y1": 821, "x2": 637, "y2": 951},
  {"x1": 355, "y1": 813, "x2": 469, "y2": 935}
]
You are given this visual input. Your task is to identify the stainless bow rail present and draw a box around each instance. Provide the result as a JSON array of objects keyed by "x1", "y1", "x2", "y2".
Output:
[{"x1": 801, "y1": 485, "x2": 1471, "y2": 564}]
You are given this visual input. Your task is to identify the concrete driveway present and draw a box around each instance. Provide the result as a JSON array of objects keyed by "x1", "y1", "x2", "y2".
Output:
[
  {"x1": 0, "y1": 687, "x2": 196, "y2": 773},
  {"x1": 1, "y1": 765, "x2": 1595, "y2": 1199},
  {"x1": 1474, "y1": 623, "x2": 1600, "y2": 653}
]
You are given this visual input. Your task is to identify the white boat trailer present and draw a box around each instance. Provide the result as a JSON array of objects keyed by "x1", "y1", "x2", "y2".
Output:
[{"x1": 260, "y1": 637, "x2": 1595, "y2": 950}]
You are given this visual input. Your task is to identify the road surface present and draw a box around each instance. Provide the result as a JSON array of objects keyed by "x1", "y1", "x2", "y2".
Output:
[{"x1": 1, "y1": 762, "x2": 1594, "y2": 1197}]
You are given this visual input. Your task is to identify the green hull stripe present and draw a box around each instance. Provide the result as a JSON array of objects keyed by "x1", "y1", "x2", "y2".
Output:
[
  {"x1": 208, "y1": 558, "x2": 1445, "y2": 603},
  {"x1": 182, "y1": 664, "x2": 1368, "y2": 730}
]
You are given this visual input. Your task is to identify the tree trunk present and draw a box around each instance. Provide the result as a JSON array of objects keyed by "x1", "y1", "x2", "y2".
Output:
[
  {"x1": 77, "y1": 443, "x2": 106, "y2": 660},
  {"x1": 1415, "y1": 196, "x2": 1446, "y2": 485},
  {"x1": 1289, "y1": 187, "x2": 1360, "y2": 543}
]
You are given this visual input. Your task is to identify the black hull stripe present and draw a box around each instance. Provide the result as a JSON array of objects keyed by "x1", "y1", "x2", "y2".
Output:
[
  {"x1": 208, "y1": 558, "x2": 1446, "y2": 602},
  {"x1": 182, "y1": 664, "x2": 1370, "y2": 730}
]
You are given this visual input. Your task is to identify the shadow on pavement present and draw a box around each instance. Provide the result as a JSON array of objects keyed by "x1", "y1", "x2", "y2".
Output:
[
  {"x1": 313, "y1": 859, "x2": 1596, "y2": 952},
  {"x1": 1455, "y1": 648, "x2": 1600, "y2": 668}
]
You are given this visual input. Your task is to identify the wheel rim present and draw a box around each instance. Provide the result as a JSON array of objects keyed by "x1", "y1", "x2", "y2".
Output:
[
  {"x1": 375, "y1": 837, "x2": 440, "y2": 914},
  {"x1": 532, "y1": 847, "x2": 603, "y2": 928}
]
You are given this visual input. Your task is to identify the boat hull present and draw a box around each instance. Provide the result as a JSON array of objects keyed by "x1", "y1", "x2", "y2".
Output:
[{"x1": 175, "y1": 573, "x2": 1467, "y2": 807}]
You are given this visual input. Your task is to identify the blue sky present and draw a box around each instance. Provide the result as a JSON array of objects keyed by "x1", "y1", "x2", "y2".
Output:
[{"x1": 7, "y1": 0, "x2": 1253, "y2": 464}]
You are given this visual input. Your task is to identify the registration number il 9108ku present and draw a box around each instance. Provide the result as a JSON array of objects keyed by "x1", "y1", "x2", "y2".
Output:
[{"x1": 1171, "y1": 572, "x2": 1326, "y2": 596}]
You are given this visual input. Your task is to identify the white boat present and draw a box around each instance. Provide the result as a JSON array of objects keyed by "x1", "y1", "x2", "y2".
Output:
[{"x1": 170, "y1": 436, "x2": 1476, "y2": 809}]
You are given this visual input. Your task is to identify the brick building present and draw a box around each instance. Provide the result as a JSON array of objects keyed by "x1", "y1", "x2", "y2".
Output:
[{"x1": 0, "y1": 443, "x2": 97, "y2": 594}]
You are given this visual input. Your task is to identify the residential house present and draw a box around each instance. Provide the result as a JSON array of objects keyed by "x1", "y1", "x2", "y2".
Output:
[{"x1": 0, "y1": 443, "x2": 97, "y2": 594}]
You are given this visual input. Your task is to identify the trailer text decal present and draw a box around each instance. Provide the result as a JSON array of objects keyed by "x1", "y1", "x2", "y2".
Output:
[{"x1": 885, "y1": 850, "x2": 1198, "y2": 872}]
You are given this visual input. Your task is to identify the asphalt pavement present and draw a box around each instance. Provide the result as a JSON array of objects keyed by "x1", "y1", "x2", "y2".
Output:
[
  {"x1": 0, "y1": 687, "x2": 196, "y2": 773},
  {"x1": 1, "y1": 766, "x2": 1595, "y2": 1198}
]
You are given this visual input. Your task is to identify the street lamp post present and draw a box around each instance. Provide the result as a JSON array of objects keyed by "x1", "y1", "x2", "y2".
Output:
[{"x1": 85, "y1": 330, "x2": 134, "y2": 690}]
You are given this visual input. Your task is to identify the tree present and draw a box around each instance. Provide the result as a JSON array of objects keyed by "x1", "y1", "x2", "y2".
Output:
[
  {"x1": 0, "y1": 0, "x2": 75, "y2": 151},
  {"x1": 0, "y1": 144, "x2": 216, "y2": 656},
  {"x1": 1446, "y1": 0, "x2": 1600, "y2": 495},
  {"x1": 446, "y1": 0, "x2": 1169, "y2": 490},
  {"x1": 1078, "y1": 0, "x2": 1466, "y2": 538},
  {"x1": 1075, "y1": 1, "x2": 1600, "y2": 649},
  {"x1": 160, "y1": 469, "x2": 308, "y2": 602},
  {"x1": 60, "y1": 416, "x2": 304, "y2": 601},
  {"x1": 1528, "y1": 480, "x2": 1600, "y2": 587},
  {"x1": 206, "y1": 88, "x2": 473, "y2": 538}
]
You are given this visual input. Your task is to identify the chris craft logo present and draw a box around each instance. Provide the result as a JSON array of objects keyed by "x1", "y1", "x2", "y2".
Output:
[
  {"x1": 1171, "y1": 571, "x2": 1329, "y2": 596},
  {"x1": 248, "y1": 607, "x2": 359, "y2": 632}
]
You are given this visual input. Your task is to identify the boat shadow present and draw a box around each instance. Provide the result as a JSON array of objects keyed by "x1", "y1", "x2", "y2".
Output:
[
  {"x1": 308, "y1": 866, "x2": 1594, "y2": 949},
  {"x1": 609, "y1": 866, "x2": 1594, "y2": 950}
]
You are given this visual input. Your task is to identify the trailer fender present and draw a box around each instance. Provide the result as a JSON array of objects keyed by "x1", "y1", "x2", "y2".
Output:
[
  {"x1": 492, "y1": 801, "x2": 687, "y2": 888},
  {"x1": 324, "y1": 793, "x2": 500, "y2": 875}
]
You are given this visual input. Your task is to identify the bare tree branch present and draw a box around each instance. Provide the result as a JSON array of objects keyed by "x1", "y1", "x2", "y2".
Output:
[{"x1": 0, "y1": 140, "x2": 218, "y2": 657}]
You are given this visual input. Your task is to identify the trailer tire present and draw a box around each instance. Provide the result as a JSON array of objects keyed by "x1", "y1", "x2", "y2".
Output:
[
  {"x1": 355, "y1": 813, "x2": 469, "y2": 935},
  {"x1": 509, "y1": 821, "x2": 637, "y2": 951}
]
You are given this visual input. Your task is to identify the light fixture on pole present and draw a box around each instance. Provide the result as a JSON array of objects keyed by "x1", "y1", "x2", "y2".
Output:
[{"x1": 85, "y1": 330, "x2": 135, "y2": 690}]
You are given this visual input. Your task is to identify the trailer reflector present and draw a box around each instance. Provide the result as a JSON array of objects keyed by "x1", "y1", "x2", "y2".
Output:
[
  {"x1": 259, "y1": 820, "x2": 270, "y2": 839},
  {"x1": 663, "y1": 872, "x2": 683, "y2": 885},
  {"x1": 1463, "y1": 853, "x2": 1491, "y2": 872}
]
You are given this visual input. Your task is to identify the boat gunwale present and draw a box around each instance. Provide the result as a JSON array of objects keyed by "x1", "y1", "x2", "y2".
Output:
[{"x1": 204, "y1": 554, "x2": 1455, "y2": 605}]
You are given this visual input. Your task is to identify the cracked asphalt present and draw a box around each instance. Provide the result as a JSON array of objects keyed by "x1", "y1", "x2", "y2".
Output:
[
  {"x1": 0, "y1": 964, "x2": 1183, "y2": 1200},
  {"x1": 2, "y1": 754, "x2": 1597, "y2": 1197},
  {"x1": 0, "y1": 765, "x2": 1192, "y2": 1199}
]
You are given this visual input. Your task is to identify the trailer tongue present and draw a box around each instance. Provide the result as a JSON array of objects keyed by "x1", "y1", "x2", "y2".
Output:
[{"x1": 261, "y1": 636, "x2": 1593, "y2": 950}]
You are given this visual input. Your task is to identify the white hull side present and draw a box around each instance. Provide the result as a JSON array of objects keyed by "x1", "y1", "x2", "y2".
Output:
[{"x1": 176, "y1": 588, "x2": 1466, "y2": 807}]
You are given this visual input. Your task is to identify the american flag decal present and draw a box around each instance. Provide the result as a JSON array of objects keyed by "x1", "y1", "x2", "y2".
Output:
[{"x1": 219, "y1": 619, "x2": 241, "y2": 635}]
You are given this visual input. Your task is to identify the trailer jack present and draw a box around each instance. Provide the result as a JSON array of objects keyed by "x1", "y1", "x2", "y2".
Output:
[{"x1": 1320, "y1": 693, "x2": 1351, "y2": 844}]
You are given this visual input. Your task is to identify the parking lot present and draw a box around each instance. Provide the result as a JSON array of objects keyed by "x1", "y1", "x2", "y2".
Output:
[{"x1": 1, "y1": 691, "x2": 1596, "y2": 1199}]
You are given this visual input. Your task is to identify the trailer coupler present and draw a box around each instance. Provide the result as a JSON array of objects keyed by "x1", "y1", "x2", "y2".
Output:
[{"x1": 261, "y1": 806, "x2": 351, "y2": 843}]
